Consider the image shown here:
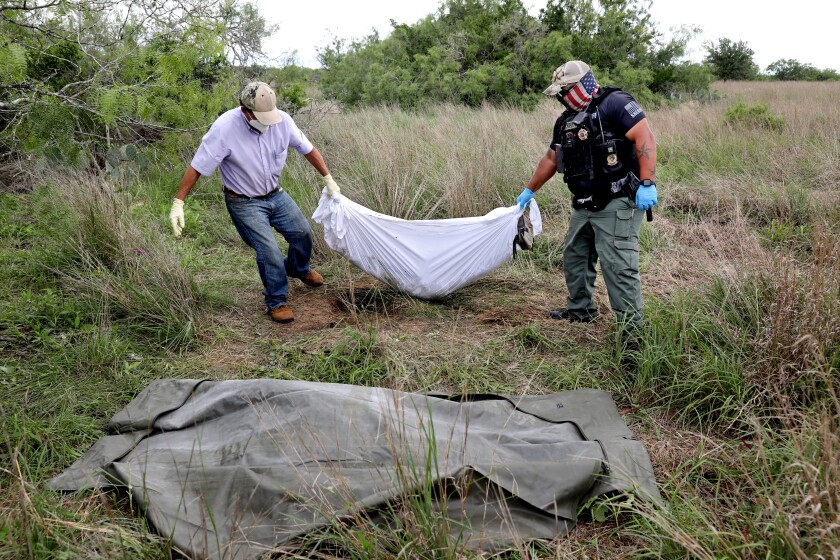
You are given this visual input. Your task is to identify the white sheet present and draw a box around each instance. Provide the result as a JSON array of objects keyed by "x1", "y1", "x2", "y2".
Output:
[{"x1": 312, "y1": 190, "x2": 542, "y2": 299}]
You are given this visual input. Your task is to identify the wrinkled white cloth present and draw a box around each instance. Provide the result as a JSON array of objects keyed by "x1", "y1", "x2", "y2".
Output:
[{"x1": 312, "y1": 190, "x2": 542, "y2": 299}]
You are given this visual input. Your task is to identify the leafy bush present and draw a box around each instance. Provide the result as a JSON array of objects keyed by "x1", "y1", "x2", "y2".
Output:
[
  {"x1": 0, "y1": 0, "x2": 273, "y2": 177},
  {"x1": 724, "y1": 102, "x2": 785, "y2": 130},
  {"x1": 766, "y1": 58, "x2": 840, "y2": 81},
  {"x1": 319, "y1": 0, "x2": 702, "y2": 109}
]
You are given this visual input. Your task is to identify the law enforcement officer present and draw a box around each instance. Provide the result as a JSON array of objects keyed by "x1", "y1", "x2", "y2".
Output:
[
  {"x1": 516, "y1": 61, "x2": 658, "y2": 335},
  {"x1": 169, "y1": 82, "x2": 341, "y2": 324}
]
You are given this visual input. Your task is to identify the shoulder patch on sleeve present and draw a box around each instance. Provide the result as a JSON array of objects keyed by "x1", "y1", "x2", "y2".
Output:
[{"x1": 624, "y1": 101, "x2": 643, "y2": 119}]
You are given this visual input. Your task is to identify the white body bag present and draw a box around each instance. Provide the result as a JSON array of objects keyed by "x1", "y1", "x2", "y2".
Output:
[{"x1": 312, "y1": 191, "x2": 542, "y2": 300}]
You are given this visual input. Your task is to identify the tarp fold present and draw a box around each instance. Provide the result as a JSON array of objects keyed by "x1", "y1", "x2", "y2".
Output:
[{"x1": 50, "y1": 380, "x2": 658, "y2": 560}]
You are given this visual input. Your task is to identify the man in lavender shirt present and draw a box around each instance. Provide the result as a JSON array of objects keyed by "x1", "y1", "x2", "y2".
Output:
[{"x1": 168, "y1": 82, "x2": 340, "y2": 324}]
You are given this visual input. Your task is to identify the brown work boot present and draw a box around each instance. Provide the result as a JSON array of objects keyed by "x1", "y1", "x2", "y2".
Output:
[
  {"x1": 269, "y1": 305, "x2": 294, "y2": 323},
  {"x1": 299, "y1": 269, "x2": 324, "y2": 287}
]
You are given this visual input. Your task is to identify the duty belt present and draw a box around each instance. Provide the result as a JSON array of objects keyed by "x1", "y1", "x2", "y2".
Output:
[
  {"x1": 223, "y1": 187, "x2": 281, "y2": 200},
  {"x1": 573, "y1": 173, "x2": 654, "y2": 221},
  {"x1": 572, "y1": 189, "x2": 626, "y2": 211}
]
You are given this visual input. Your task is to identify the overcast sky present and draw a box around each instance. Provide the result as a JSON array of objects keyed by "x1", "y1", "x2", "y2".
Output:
[{"x1": 256, "y1": 0, "x2": 838, "y2": 72}]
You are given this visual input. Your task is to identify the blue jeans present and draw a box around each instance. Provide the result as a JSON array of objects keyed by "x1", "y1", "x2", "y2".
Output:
[{"x1": 225, "y1": 190, "x2": 313, "y2": 310}]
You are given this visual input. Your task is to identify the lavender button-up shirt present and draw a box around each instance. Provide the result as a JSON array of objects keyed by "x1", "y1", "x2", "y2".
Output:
[{"x1": 190, "y1": 108, "x2": 314, "y2": 197}]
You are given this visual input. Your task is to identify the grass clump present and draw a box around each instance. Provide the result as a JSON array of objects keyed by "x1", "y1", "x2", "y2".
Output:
[
  {"x1": 725, "y1": 102, "x2": 785, "y2": 131},
  {"x1": 635, "y1": 239, "x2": 839, "y2": 431},
  {"x1": 40, "y1": 173, "x2": 202, "y2": 348},
  {"x1": 266, "y1": 327, "x2": 392, "y2": 386},
  {"x1": 625, "y1": 393, "x2": 840, "y2": 559}
]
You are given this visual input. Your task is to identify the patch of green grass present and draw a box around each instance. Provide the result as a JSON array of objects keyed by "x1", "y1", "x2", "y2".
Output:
[
  {"x1": 0, "y1": 193, "x2": 37, "y2": 246},
  {"x1": 638, "y1": 221, "x2": 668, "y2": 255},
  {"x1": 508, "y1": 323, "x2": 558, "y2": 353},
  {"x1": 634, "y1": 291, "x2": 753, "y2": 432},
  {"x1": 32, "y1": 175, "x2": 207, "y2": 348},
  {"x1": 0, "y1": 352, "x2": 182, "y2": 559},
  {"x1": 725, "y1": 102, "x2": 785, "y2": 131},
  {"x1": 633, "y1": 266, "x2": 839, "y2": 433},
  {"x1": 266, "y1": 326, "x2": 392, "y2": 386},
  {"x1": 625, "y1": 397, "x2": 840, "y2": 559},
  {"x1": 759, "y1": 219, "x2": 813, "y2": 253},
  {"x1": 0, "y1": 287, "x2": 93, "y2": 344},
  {"x1": 518, "y1": 235, "x2": 565, "y2": 272}
]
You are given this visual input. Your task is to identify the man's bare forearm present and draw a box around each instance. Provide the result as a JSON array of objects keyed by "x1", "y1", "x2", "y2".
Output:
[
  {"x1": 175, "y1": 166, "x2": 201, "y2": 201},
  {"x1": 526, "y1": 149, "x2": 558, "y2": 193}
]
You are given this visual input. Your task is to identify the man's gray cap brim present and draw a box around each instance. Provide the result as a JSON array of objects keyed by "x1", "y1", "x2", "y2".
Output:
[{"x1": 543, "y1": 82, "x2": 567, "y2": 96}]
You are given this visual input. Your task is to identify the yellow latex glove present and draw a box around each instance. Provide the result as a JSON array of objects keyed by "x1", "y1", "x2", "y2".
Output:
[
  {"x1": 324, "y1": 174, "x2": 340, "y2": 196},
  {"x1": 169, "y1": 198, "x2": 185, "y2": 237}
]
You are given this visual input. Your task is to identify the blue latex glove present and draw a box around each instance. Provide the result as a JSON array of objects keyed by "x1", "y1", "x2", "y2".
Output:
[
  {"x1": 516, "y1": 188, "x2": 534, "y2": 209},
  {"x1": 635, "y1": 183, "x2": 658, "y2": 211}
]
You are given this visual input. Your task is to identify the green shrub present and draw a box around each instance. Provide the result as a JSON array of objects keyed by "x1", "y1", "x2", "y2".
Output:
[{"x1": 724, "y1": 102, "x2": 785, "y2": 130}]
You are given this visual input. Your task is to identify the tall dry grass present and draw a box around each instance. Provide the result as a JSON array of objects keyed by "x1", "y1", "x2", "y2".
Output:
[
  {"x1": 284, "y1": 103, "x2": 559, "y2": 220},
  {"x1": 45, "y1": 172, "x2": 201, "y2": 347},
  {"x1": 653, "y1": 81, "x2": 840, "y2": 225},
  {"x1": 626, "y1": 384, "x2": 840, "y2": 559}
]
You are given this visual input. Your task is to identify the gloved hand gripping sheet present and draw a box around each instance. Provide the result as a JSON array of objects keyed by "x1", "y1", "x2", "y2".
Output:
[{"x1": 312, "y1": 191, "x2": 542, "y2": 299}]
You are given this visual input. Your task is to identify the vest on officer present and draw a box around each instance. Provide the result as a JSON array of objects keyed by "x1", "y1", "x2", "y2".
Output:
[{"x1": 554, "y1": 87, "x2": 639, "y2": 211}]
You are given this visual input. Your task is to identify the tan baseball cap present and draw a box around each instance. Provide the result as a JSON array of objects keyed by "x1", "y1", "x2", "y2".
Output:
[
  {"x1": 239, "y1": 81, "x2": 282, "y2": 125},
  {"x1": 542, "y1": 61, "x2": 591, "y2": 96}
]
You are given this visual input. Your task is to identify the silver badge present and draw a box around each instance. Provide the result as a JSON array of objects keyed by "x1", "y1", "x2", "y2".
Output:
[
  {"x1": 578, "y1": 128, "x2": 589, "y2": 140},
  {"x1": 606, "y1": 153, "x2": 618, "y2": 166}
]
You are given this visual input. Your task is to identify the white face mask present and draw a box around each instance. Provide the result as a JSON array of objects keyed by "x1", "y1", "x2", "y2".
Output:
[
  {"x1": 242, "y1": 107, "x2": 269, "y2": 133},
  {"x1": 248, "y1": 119, "x2": 269, "y2": 134}
]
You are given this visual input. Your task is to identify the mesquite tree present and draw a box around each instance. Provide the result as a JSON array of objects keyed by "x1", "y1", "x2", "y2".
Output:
[
  {"x1": 703, "y1": 38, "x2": 757, "y2": 81},
  {"x1": 0, "y1": 0, "x2": 272, "y2": 179}
]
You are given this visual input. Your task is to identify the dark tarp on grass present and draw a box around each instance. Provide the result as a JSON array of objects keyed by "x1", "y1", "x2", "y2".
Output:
[{"x1": 49, "y1": 379, "x2": 659, "y2": 559}]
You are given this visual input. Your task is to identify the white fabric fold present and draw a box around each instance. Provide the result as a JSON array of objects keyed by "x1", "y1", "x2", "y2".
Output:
[{"x1": 312, "y1": 190, "x2": 542, "y2": 299}]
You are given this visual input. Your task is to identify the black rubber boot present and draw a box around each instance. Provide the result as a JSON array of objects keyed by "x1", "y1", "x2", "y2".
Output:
[{"x1": 548, "y1": 308, "x2": 597, "y2": 323}]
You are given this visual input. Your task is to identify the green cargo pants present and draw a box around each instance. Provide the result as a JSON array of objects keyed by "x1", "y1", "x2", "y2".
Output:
[{"x1": 563, "y1": 197, "x2": 644, "y2": 327}]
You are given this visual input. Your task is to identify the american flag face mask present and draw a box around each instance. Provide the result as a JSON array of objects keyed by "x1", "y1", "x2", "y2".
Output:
[{"x1": 556, "y1": 70, "x2": 599, "y2": 112}]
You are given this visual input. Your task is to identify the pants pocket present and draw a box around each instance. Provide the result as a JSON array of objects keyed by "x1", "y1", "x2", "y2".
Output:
[
  {"x1": 613, "y1": 239, "x2": 640, "y2": 271},
  {"x1": 615, "y1": 207, "x2": 635, "y2": 239}
]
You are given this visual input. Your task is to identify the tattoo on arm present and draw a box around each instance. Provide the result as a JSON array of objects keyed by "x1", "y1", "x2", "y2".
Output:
[{"x1": 637, "y1": 141, "x2": 651, "y2": 160}]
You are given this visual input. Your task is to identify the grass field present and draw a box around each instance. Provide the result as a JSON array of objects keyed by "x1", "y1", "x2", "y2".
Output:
[{"x1": 1, "y1": 81, "x2": 838, "y2": 558}]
